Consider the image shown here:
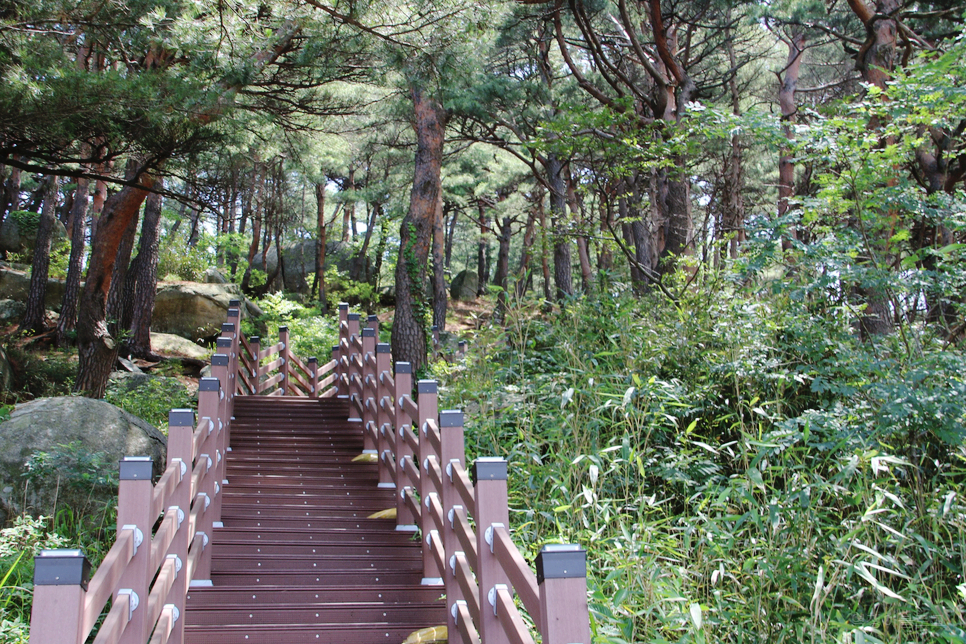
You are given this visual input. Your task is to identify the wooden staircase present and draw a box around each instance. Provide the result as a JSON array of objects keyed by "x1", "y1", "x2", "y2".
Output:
[{"x1": 183, "y1": 396, "x2": 446, "y2": 644}]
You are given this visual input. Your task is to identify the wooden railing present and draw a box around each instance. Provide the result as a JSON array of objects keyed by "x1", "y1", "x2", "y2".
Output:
[
  {"x1": 30, "y1": 300, "x2": 590, "y2": 644},
  {"x1": 337, "y1": 303, "x2": 591, "y2": 644},
  {"x1": 29, "y1": 305, "x2": 242, "y2": 644}
]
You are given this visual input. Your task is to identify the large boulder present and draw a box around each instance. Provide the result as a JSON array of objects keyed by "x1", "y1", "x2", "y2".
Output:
[
  {"x1": 151, "y1": 281, "x2": 257, "y2": 341},
  {"x1": 0, "y1": 212, "x2": 67, "y2": 256},
  {"x1": 203, "y1": 267, "x2": 228, "y2": 284},
  {"x1": 0, "y1": 267, "x2": 67, "y2": 311},
  {"x1": 150, "y1": 332, "x2": 211, "y2": 361},
  {"x1": 0, "y1": 397, "x2": 166, "y2": 524},
  {"x1": 253, "y1": 241, "x2": 367, "y2": 294},
  {"x1": 450, "y1": 270, "x2": 479, "y2": 301},
  {"x1": 0, "y1": 299, "x2": 25, "y2": 324}
]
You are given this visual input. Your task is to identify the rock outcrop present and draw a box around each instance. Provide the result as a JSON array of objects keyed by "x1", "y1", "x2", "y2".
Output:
[{"x1": 0, "y1": 397, "x2": 166, "y2": 524}]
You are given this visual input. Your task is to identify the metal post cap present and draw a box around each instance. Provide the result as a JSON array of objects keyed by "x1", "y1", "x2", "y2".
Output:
[
  {"x1": 417, "y1": 380, "x2": 438, "y2": 394},
  {"x1": 339, "y1": 303, "x2": 349, "y2": 311},
  {"x1": 368, "y1": 315, "x2": 379, "y2": 322},
  {"x1": 120, "y1": 456, "x2": 154, "y2": 481},
  {"x1": 347, "y1": 313, "x2": 361, "y2": 321},
  {"x1": 221, "y1": 322, "x2": 235, "y2": 334},
  {"x1": 440, "y1": 410, "x2": 464, "y2": 427},
  {"x1": 228, "y1": 299, "x2": 241, "y2": 307},
  {"x1": 199, "y1": 378, "x2": 220, "y2": 392},
  {"x1": 279, "y1": 325, "x2": 289, "y2": 333},
  {"x1": 169, "y1": 409, "x2": 195, "y2": 426},
  {"x1": 250, "y1": 336, "x2": 261, "y2": 344},
  {"x1": 362, "y1": 328, "x2": 376, "y2": 338},
  {"x1": 472, "y1": 457, "x2": 508, "y2": 484},
  {"x1": 396, "y1": 362, "x2": 412, "y2": 375},
  {"x1": 536, "y1": 544, "x2": 587, "y2": 584},
  {"x1": 377, "y1": 343, "x2": 391, "y2": 354},
  {"x1": 308, "y1": 357, "x2": 318, "y2": 364},
  {"x1": 211, "y1": 354, "x2": 229, "y2": 367},
  {"x1": 216, "y1": 337, "x2": 231, "y2": 348},
  {"x1": 227, "y1": 307, "x2": 240, "y2": 318},
  {"x1": 34, "y1": 550, "x2": 91, "y2": 589}
]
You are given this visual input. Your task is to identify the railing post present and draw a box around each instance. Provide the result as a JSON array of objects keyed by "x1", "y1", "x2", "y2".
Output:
[
  {"x1": 347, "y1": 312, "x2": 362, "y2": 424},
  {"x1": 331, "y1": 346, "x2": 340, "y2": 396},
  {"x1": 211, "y1": 353, "x2": 230, "y2": 448},
  {"x1": 537, "y1": 545, "x2": 591, "y2": 644},
  {"x1": 279, "y1": 325, "x2": 291, "y2": 396},
  {"x1": 308, "y1": 357, "x2": 319, "y2": 398},
  {"x1": 165, "y1": 408, "x2": 195, "y2": 644},
  {"x1": 417, "y1": 379, "x2": 441, "y2": 585},
  {"x1": 216, "y1": 335, "x2": 233, "y2": 412},
  {"x1": 361, "y1": 327, "x2": 377, "y2": 453},
  {"x1": 474, "y1": 457, "x2": 512, "y2": 644},
  {"x1": 29, "y1": 550, "x2": 90, "y2": 644},
  {"x1": 191, "y1": 381, "x2": 219, "y2": 584},
  {"x1": 116, "y1": 456, "x2": 154, "y2": 644},
  {"x1": 376, "y1": 343, "x2": 394, "y2": 488},
  {"x1": 223, "y1": 306, "x2": 240, "y2": 400},
  {"x1": 394, "y1": 362, "x2": 417, "y2": 531},
  {"x1": 199, "y1": 377, "x2": 225, "y2": 530},
  {"x1": 439, "y1": 410, "x2": 466, "y2": 641},
  {"x1": 458, "y1": 340, "x2": 467, "y2": 359},
  {"x1": 337, "y1": 303, "x2": 349, "y2": 395},
  {"x1": 249, "y1": 337, "x2": 261, "y2": 395},
  {"x1": 368, "y1": 313, "x2": 379, "y2": 334}
]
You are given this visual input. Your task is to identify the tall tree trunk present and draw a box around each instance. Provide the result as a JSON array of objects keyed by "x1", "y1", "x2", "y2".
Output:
[
  {"x1": 778, "y1": 29, "x2": 805, "y2": 251},
  {"x1": 107, "y1": 205, "x2": 141, "y2": 336},
  {"x1": 343, "y1": 167, "x2": 356, "y2": 242},
  {"x1": 314, "y1": 182, "x2": 329, "y2": 313},
  {"x1": 56, "y1": 175, "x2": 90, "y2": 346},
  {"x1": 444, "y1": 203, "x2": 457, "y2": 269},
  {"x1": 493, "y1": 216, "x2": 512, "y2": 318},
  {"x1": 849, "y1": 0, "x2": 899, "y2": 338},
  {"x1": 476, "y1": 200, "x2": 490, "y2": 296},
  {"x1": 125, "y1": 181, "x2": 165, "y2": 359},
  {"x1": 538, "y1": 192, "x2": 553, "y2": 304},
  {"x1": 391, "y1": 85, "x2": 446, "y2": 370},
  {"x1": 241, "y1": 163, "x2": 265, "y2": 294},
  {"x1": 516, "y1": 203, "x2": 538, "y2": 298},
  {"x1": 567, "y1": 175, "x2": 593, "y2": 293},
  {"x1": 19, "y1": 175, "x2": 58, "y2": 334},
  {"x1": 431, "y1": 192, "x2": 447, "y2": 331},
  {"x1": 75, "y1": 171, "x2": 154, "y2": 397},
  {"x1": 1, "y1": 162, "x2": 21, "y2": 225},
  {"x1": 545, "y1": 154, "x2": 573, "y2": 300}
]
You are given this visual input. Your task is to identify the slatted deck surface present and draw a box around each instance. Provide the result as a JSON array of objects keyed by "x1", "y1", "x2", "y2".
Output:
[{"x1": 184, "y1": 396, "x2": 445, "y2": 644}]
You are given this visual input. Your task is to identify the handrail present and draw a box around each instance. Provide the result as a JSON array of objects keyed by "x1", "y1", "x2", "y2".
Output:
[
  {"x1": 30, "y1": 304, "x2": 240, "y2": 644},
  {"x1": 343, "y1": 305, "x2": 590, "y2": 644}
]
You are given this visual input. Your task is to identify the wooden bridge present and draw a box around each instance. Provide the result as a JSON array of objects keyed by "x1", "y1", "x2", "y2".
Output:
[{"x1": 28, "y1": 303, "x2": 590, "y2": 644}]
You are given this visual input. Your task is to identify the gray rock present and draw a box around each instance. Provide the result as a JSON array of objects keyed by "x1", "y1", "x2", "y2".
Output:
[
  {"x1": 450, "y1": 270, "x2": 479, "y2": 301},
  {"x1": 150, "y1": 332, "x2": 211, "y2": 361},
  {"x1": 152, "y1": 282, "x2": 245, "y2": 340},
  {"x1": 0, "y1": 299, "x2": 25, "y2": 323},
  {"x1": 0, "y1": 397, "x2": 166, "y2": 524},
  {"x1": 0, "y1": 267, "x2": 68, "y2": 311},
  {"x1": 0, "y1": 214, "x2": 67, "y2": 256},
  {"x1": 253, "y1": 241, "x2": 366, "y2": 294},
  {"x1": 203, "y1": 267, "x2": 228, "y2": 284}
]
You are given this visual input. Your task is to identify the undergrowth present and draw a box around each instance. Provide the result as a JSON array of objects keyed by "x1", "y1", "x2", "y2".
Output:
[{"x1": 441, "y1": 287, "x2": 966, "y2": 643}]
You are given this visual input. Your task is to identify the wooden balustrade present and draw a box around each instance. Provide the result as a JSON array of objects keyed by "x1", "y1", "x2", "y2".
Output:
[
  {"x1": 29, "y1": 380, "x2": 230, "y2": 644},
  {"x1": 30, "y1": 302, "x2": 583, "y2": 644},
  {"x1": 345, "y1": 305, "x2": 590, "y2": 644}
]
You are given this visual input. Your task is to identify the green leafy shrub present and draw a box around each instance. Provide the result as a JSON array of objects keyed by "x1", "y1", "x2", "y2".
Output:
[
  {"x1": 249, "y1": 292, "x2": 339, "y2": 361},
  {"x1": 1, "y1": 348, "x2": 75, "y2": 402},
  {"x1": 442, "y1": 286, "x2": 966, "y2": 644},
  {"x1": 105, "y1": 376, "x2": 194, "y2": 432}
]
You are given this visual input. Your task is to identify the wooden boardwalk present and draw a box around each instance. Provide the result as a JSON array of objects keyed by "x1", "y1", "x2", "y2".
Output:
[{"x1": 183, "y1": 396, "x2": 446, "y2": 643}]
